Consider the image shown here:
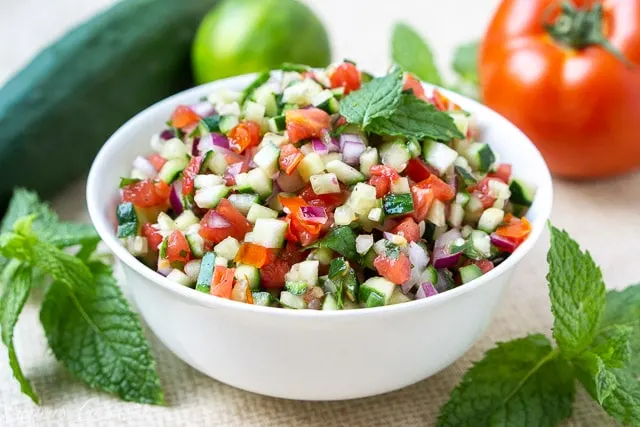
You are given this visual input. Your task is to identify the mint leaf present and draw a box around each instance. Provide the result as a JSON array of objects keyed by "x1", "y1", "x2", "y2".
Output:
[
  {"x1": 391, "y1": 22, "x2": 442, "y2": 86},
  {"x1": 339, "y1": 68, "x2": 403, "y2": 127},
  {"x1": 367, "y1": 94, "x2": 464, "y2": 141},
  {"x1": 601, "y1": 285, "x2": 640, "y2": 375},
  {"x1": 589, "y1": 325, "x2": 632, "y2": 369},
  {"x1": 574, "y1": 352, "x2": 618, "y2": 404},
  {"x1": 0, "y1": 216, "x2": 93, "y2": 294},
  {"x1": 40, "y1": 260, "x2": 164, "y2": 405},
  {"x1": 39, "y1": 222, "x2": 100, "y2": 253},
  {"x1": 312, "y1": 226, "x2": 358, "y2": 260},
  {"x1": 437, "y1": 334, "x2": 575, "y2": 427},
  {"x1": 547, "y1": 225, "x2": 606, "y2": 359},
  {"x1": 453, "y1": 41, "x2": 479, "y2": 84},
  {"x1": 602, "y1": 368, "x2": 640, "y2": 425},
  {"x1": 0, "y1": 264, "x2": 38, "y2": 403}
]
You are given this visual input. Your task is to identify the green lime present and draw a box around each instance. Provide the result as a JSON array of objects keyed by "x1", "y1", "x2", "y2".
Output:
[{"x1": 192, "y1": 0, "x2": 332, "y2": 84}]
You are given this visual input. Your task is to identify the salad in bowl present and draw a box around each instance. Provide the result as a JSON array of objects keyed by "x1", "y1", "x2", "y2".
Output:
[{"x1": 114, "y1": 62, "x2": 537, "y2": 311}]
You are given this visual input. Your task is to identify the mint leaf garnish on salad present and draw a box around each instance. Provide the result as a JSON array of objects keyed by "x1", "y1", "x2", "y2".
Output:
[
  {"x1": 391, "y1": 22, "x2": 443, "y2": 86},
  {"x1": 0, "y1": 189, "x2": 163, "y2": 405},
  {"x1": 438, "y1": 224, "x2": 640, "y2": 426}
]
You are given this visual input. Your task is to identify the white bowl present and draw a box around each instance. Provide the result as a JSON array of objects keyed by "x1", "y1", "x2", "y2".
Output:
[{"x1": 87, "y1": 73, "x2": 553, "y2": 401}]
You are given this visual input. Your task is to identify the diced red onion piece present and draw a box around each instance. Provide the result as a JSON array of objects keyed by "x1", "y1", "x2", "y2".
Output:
[
  {"x1": 311, "y1": 138, "x2": 329, "y2": 155},
  {"x1": 207, "y1": 212, "x2": 231, "y2": 228},
  {"x1": 432, "y1": 250, "x2": 461, "y2": 268},
  {"x1": 132, "y1": 156, "x2": 157, "y2": 178},
  {"x1": 416, "y1": 282, "x2": 438, "y2": 299},
  {"x1": 169, "y1": 181, "x2": 184, "y2": 215},
  {"x1": 159, "y1": 129, "x2": 174, "y2": 140},
  {"x1": 339, "y1": 133, "x2": 364, "y2": 150},
  {"x1": 211, "y1": 133, "x2": 229, "y2": 149},
  {"x1": 265, "y1": 180, "x2": 281, "y2": 207},
  {"x1": 342, "y1": 140, "x2": 366, "y2": 165},
  {"x1": 490, "y1": 233, "x2": 518, "y2": 253},
  {"x1": 408, "y1": 242, "x2": 429, "y2": 271},
  {"x1": 276, "y1": 171, "x2": 305, "y2": 192},
  {"x1": 446, "y1": 172, "x2": 458, "y2": 192},
  {"x1": 299, "y1": 206, "x2": 328, "y2": 224},
  {"x1": 322, "y1": 132, "x2": 340, "y2": 152},
  {"x1": 190, "y1": 101, "x2": 216, "y2": 118}
]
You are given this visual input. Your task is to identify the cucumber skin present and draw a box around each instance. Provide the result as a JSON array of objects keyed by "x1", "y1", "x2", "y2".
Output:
[{"x1": 0, "y1": 0, "x2": 218, "y2": 210}]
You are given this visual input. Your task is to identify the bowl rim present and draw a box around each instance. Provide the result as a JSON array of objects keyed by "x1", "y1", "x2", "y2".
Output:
[{"x1": 86, "y1": 72, "x2": 553, "y2": 319}]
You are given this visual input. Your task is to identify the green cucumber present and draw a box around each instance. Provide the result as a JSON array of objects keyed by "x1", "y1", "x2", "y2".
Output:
[
  {"x1": 228, "y1": 193, "x2": 259, "y2": 215},
  {"x1": 383, "y1": 193, "x2": 414, "y2": 217},
  {"x1": 252, "y1": 292, "x2": 276, "y2": 307},
  {"x1": 251, "y1": 218, "x2": 288, "y2": 248},
  {"x1": 115, "y1": 202, "x2": 139, "y2": 238},
  {"x1": 464, "y1": 142, "x2": 496, "y2": 172},
  {"x1": 218, "y1": 115, "x2": 239, "y2": 134},
  {"x1": 359, "y1": 277, "x2": 395, "y2": 307},
  {"x1": 195, "y1": 252, "x2": 216, "y2": 293},
  {"x1": 158, "y1": 157, "x2": 188, "y2": 183},
  {"x1": 380, "y1": 140, "x2": 410, "y2": 173},
  {"x1": 509, "y1": 178, "x2": 536, "y2": 207},
  {"x1": 235, "y1": 264, "x2": 261, "y2": 291},
  {"x1": 268, "y1": 115, "x2": 287, "y2": 133},
  {"x1": 253, "y1": 141, "x2": 280, "y2": 176},
  {"x1": 459, "y1": 264, "x2": 483, "y2": 283},
  {"x1": 325, "y1": 160, "x2": 365, "y2": 185},
  {"x1": 246, "y1": 203, "x2": 278, "y2": 223},
  {"x1": 423, "y1": 140, "x2": 458, "y2": 175},
  {"x1": 0, "y1": 0, "x2": 216, "y2": 209}
]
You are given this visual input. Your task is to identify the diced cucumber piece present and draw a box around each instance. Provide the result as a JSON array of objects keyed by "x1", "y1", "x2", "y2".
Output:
[
  {"x1": 252, "y1": 292, "x2": 275, "y2": 306},
  {"x1": 308, "y1": 247, "x2": 334, "y2": 265},
  {"x1": 322, "y1": 293, "x2": 339, "y2": 310},
  {"x1": 184, "y1": 259, "x2": 202, "y2": 283},
  {"x1": 285, "y1": 281, "x2": 309, "y2": 295},
  {"x1": 460, "y1": 264, "x2": 483, "y2": 283},
  {"x1": 356, "y1": 234, "x2": 374, "y2": 255},
  {"x1": 471, "y1": 230, "x2": 491, "y2": 257},
  {"x1": 300, "y1": 143, "x2": 313, "y2": 155},
  {"x1": 359, "y1": 147, "x2": 379, "y2": 177},
  {"x1": 130, "y1": 169, "x2": 148, "y2": 180},
  {"x1": 447, "y1": 203, "x2": 465, "y2": 228},
  {"x1": 218, "y1": 115, "x2": 239, "y2": 134},
  {"x1": 383, "y1": 193, "x2": 414, "y2": 217},
  {"x1": 464, "y1": 195, "x2": 484, "y2": 223},
  {"x1": 158, "y1": 157, "x2": 188, "y2": 183},
  {"x1": 194, "y1": 184, "x2": 230, "y2": 209},
  {"x1": 464, "y1": 142, "x2": 496, "y2": 172},
  {"x1": 268, "y1": 115, "x2": 287, "y2": 133},
  {"x1": 280, "y1": 291, "x2": 306, "y2": 309},
  {"x1": 166, "y1": 269, "x2": 192, "y2": 287},
  {"x1": 488, "y1": 179, "x2": 511, "y2": 199},
  {"x1": 247, "y1": 168, "x2": 273, "y2": 198},
  {"x1": 197, "y1": 115, "x2": 221, "y2": 136},
  {"x1": 234, "y1": 172, "x2": 252, "y2": 193},
  {"x1": 347, "y1": 183, "x2": 377, "y2": 216},
  {"x1": 174, "y1": 210, "x2": 199, "y2": 231},
  {"x1": 380, "y1": 140, "x2": 410, "y2": 173},
  {"x1": 455, "y1": 192, "x2": 471, "y2": 206},
  {"x1": 120, "y1": 236, "x2": 148, "y2": 257},
  {"x1": 219, "y1": 102, "x2": 241, "y2": 117},
  {"x1": 390, "y1": 288, "x2": 412, "y2": 305},
  {"x1": 186, "y1": 228, "x2": 205, "y2": 258},
  {"x1": 253, "y1": 141, "x2": 280, "y2": 176},
  {"x1": 214, "y1": 237, "x2": 240, "y2": 260},
  {"x1": 208, "y1": 88, "x2": 243, "y2": 106},
  {"x1": 297, "y1": 152, "x2": 325, "y2": 182},
  {"x1": 215, "y1": 256, "x2": 229, "y2": 267},
  {"x1": 423, "y1": 140, "x2": 458, "y2": 175},
  {"x1": 390, "y1": 177, "x2": 410, "y2": 194},
  {"x1": 260, "y1": 132, "x2": 288, "y2": 148},
  {"x1": 312, "y1": 89, "x2": 340, "y2": 113},
  {"x1": 368, "y1": 207, "x2": 383, "y2": 222},
  {"x1": 205, "y1": 151, "x2": 228, "y2": 175},
  {"x1": 478, "y1": 207, "x2": 505, "y2": 233},
  {"x1": 160, "y1": 138, "x2": 188, "y2": 159},
  {"x1": 321, "y1": 152, "x2": 343, "y2": 167},
  {"x1": 331, "y1": 86, "x2": 345, "y2": 98},
  {"x1": 194, "y1": 174, "x2": 224, "y2": 189},
  {"x1": 282, "y1": 78, "x2": 323, "y2": 105},
  {"x1": 253, "y1": 86, "x2": 278, "y2": 117},
  {"x1": 252, "y1": 218, "x2": 288, "y2": 248},
  {"x1": 156, "y1": 212, "x2": 176, "y2": 233},
  {"x1": 243, "y1": 101, "x2": 266, "y2": 123},
  {"x1": 235, "y1": 264, "x2": 260, "y2": 291},
  {"x1": 407, "y1": 139, "x2": 421, "y2": 158},
  {"x1": 334, "y1": 205, "x2": 356, "y2": 226},
  {"x1": 450, "y1": 111, "x2": 469, "y2": 136},
  {"x1": 246, "y1": 203, "x2": 278, "y2": 223},
  {"x1": 228, "y1": 193, "x2": 259, "y2": 215},
  {"x1": 285, "y1": 260, "x2": 319, "y2": 286},
  {"x1": 195, "y1": 252, "x2": 216, "y2": 293},
  {"x1": 509, "y1": 178, "x2": 536, "y2": 207},
  {"x1": 427, "y1": 199, "x2": 446, "y2": 227},
  {"x1": 116, "y1": 202, "x2": 138, "y2": 238},
  {"x1": 326, "y1": 159, "x2": 365, "y2": 185},
  {"x1": 359, "y1": 277, "x2": 395, "y2": 307},
  {"x1": 310, "y1": 173, "x2": 341, "y2": 195}
]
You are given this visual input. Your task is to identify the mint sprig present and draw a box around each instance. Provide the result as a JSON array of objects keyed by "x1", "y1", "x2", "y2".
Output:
[
  {"x1": 438, "y1": 224, "x2": 640, "y2": 426},
  {"x1": 391, "y1": 22, "x2": 442, "y2": 86},
  {"x1": 0, "y1": 189, "x2": 163, "y2": 405}
]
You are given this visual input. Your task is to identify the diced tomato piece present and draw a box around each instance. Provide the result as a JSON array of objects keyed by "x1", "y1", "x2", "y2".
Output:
[
  {"x1": 122, "y1": 179, "x2": 171, "y2": 208},
  {"x1": 369, "y1": 175, "x2": 391, "y2": 198},
  {"x1": 474, "y1": 259, "x2": 495, "y2": 274},
  {"x1": 285, "y1": 108, "x2": 331, "y2": 143},
  {"x1": 278, "y1": 194, "x2": 308, "y2": 215},
  {"x1": 181, "y1": 156, "x2": 202, "y2": 196},
  {"x1": 171, "y1": 105, "x2": 200, "y2": 129},
  {"x1": 234, "y1": 243, "x2": 269, "y2": 268},
  {"x1": 392, "y1": 218, "x2": 421, "y2": 242},
  {"x1": 199, "y1": 210, "x2": 235, "y2": 244},
  {"x1": 261, "y1": 259, "x2": 290, "y2": 289},
  {"x1": 279, "y1": 143, "x2": 304, "y2": 175},
  {"x1": 403, "y1": 73, "x2": 426, "y2": 99},
  {"x1": 147, "y1": 154, "x2": 167, "y2": 171},
  {"x1": 299, "y1": 184, "x2": 348, "y2": 211},
  {"x1": 211, "y1": 266, "x2": 235, "y2": 299},
  {"x1": 281, "y1": 241, "x2": 307, "y2": 264},
  {"x1": 468, "y1": 177, "x2": 501, "y2": 208},
  {"x1": 215, "y1": 198, "x2": 251, "y2": 239},
  {"x1": 404, "y1": 158, "x2": 434, "y2": 183},
  {"x1": 228, "y1": 121, "x2": 261, "y2": 154},
  {"x1": 428, "y1": 89, "x2": 462, "y2": 112},
  {"x1": 142, "y1": 223, "x2": 163, "y2": 252},
  {"x1": 329, "y1": 62, "x2": 361, "y2": 94},
  {"x1": 166, "y1": 230, "x2": 191, "y2": 267},
  {"x1": 488, "y1": 163, "x2": 512, "y2": 183},
  {"x1": 373, "y1": 253, "x2": 411, "y2": 285},
  {"x1": 411, "y1": 186, "x2": 435, "y2": 222},
  {"x1": 495, "y1": 214, "x2": 532, "y2": 244},
  {"x1": 416, "y1": 175, "x2": 456, "y2": 202},
  {"x1": 370, "y1": 165, "x2": 401, "y2": 181}
]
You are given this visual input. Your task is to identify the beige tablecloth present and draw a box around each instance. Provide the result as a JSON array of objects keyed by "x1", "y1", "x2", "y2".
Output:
[{"x1": 1, "y1": 1, "x2": 639, "y2": 425}]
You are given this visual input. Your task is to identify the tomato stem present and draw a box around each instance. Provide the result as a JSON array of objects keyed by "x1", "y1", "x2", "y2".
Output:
[{"x1": 544, "y1": 1, "x2": 632, "y2": 66}]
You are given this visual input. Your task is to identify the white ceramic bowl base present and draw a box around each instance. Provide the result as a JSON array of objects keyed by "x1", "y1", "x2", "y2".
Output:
[{"x1": 87, "y1": 74, "x2": 553, "y2": 401}]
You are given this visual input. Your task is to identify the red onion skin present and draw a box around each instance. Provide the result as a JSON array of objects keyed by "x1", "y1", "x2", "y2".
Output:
[
  {"x1": 433, "y1": 228, "x2": 462, "y2": 268},
  {"x1": 311, "y1": 138, "x2": 329, "y2": 155},
  {"x1": 299, "y1": 206, "x2": 328, "y2": 224},
  {"x1": 169, "y1": 182, "x2": 184, "y2": 215},
  {"x1": 432, "y1": 251, "x2": 461, "y2": 268},
  {"x1": 211, "y1": 133, "x2": 229, "y2": 149},
  {"x1": 160, "y1": 129, "x2": 174, "y2": 140},
  {"x1": 416, "y1": 282, "x2": 438, "y2": 299},
  {"x1": 490, "y1": 233, "x2": 518, "y2": 253},
  {"x1": 191, "y1": 137, "x2": 200, "y2": 156},
  {"x1": 342, "y1": 140, "x2": 366, "y2": 165}
]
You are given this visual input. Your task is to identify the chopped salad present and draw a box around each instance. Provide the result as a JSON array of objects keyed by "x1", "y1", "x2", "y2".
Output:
[{"x1": 115, "y1": 62, "x2": 537, "y2": 310}]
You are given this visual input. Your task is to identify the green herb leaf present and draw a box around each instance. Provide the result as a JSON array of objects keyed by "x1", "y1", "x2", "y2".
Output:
[
  {"x1": 40, "y1": 260, "x2": 164, "y2": 405},
  {"x1": 0, "y1": 216, "x2": 93, "y2": 294},
  {"x1": 311, "y1": 226, "x2": 358, "y2": 260},
  {"x1": 119, "y1": 177, "x2": 141, "y2": 188},
  {"x1": 0, "y1": 264, "x2": 38, "y2": 403},
  {"x1": 367, "y1": 94, "x2": 464, "y2": 141},
  {"x1": 391, "y1": 22, "x2": 442, "y2": 86},
  {"x1": 327, "y1": 257, "x2": 359, "y2": 306},
  {"x1": 339, "y1": 68, "x2": 403, "y2": 127},
  {"x1": 589, "y1": 325, "x2": 633, "y2": 369},
  {"x1": 601, "y1": 285, "x2": 640, "y2": 375},
  {"x1": 280, "y1": 62, "x2": 310, "y2": 73},
  {"x1": 437, "y1": 334, "x2": 575, "y2": 427},
  {"x1": 452, "y1": 41, "x2": 479, "y2": 84},
  {"x1": 241, "y1": 70, "x2": 270, "y2": 102},
  {"x1": 573, "y1": 352, "x2": 618, "y2": 404},
  {"x1": 601, "y1": 368, "x2": 640, "y2": 425},
  {"x1": 547, "y1": 225, "x2": 606, "y2": 359}
]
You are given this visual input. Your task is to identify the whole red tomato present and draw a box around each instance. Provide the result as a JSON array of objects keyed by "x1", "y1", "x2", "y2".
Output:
[{"x1": 480, "y1": 0, "x2": 640, "y2": 178}]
